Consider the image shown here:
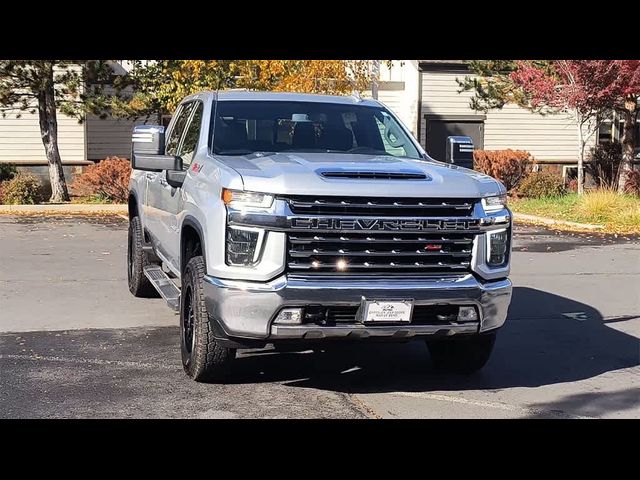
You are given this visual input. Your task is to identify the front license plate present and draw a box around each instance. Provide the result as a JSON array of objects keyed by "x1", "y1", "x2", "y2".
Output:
[{"x1": 360, "y1": 299, "x2": 414, "y2": 323}]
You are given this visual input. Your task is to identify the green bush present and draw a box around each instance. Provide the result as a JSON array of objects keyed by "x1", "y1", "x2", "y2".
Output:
[
  {"x1": 0, "y1": 163, "x2": 17, "y2": 182},
  {"x1": 518, "y1": 170, "x2": 566, "y2": 198},
  {"x1": 0, "y1": 172, "x2": 44, "y2": 204}
]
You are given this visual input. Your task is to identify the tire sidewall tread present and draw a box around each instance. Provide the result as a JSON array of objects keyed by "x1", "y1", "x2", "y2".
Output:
[{"x1": 181, "y1": 255, "x2": 235, "y2": 382}]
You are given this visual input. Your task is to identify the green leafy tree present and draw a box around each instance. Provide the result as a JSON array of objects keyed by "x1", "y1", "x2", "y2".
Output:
[{"x1": 0, "y1": 61, "x2": 119, "y2": 202}]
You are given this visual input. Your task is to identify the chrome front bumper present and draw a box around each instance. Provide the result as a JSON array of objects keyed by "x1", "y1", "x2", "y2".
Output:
[{"x1": 203, "y1": 274, "x2": 512, "y2": 341}]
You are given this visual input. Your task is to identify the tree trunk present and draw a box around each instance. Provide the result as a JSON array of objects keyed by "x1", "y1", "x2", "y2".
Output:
[
  {"x1": 37, "y1": 63, "x2": 69, "y2": 203},
  {"x1": 576, "y1": 112, "x2": 585, "y2": 195},
  {"x1": 618, "y1": 95, "x2": 637, "y2": 194}
]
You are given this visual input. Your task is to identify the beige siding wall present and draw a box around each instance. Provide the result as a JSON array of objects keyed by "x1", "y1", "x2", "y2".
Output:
[
  {"x1": 420, "y1": 71, "x2": 595, "y2": 163},
  {"x1": 378, "y1": 89, "x2": 404, "y2": 116},
  {"x1": 86, "y1": 115, "x2": 156, "y2": 160},
  {"x1": 0, "y1": 111, "x2": 86, "y2": 164}
]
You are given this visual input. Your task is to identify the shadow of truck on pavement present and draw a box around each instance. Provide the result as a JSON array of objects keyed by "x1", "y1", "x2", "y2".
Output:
[{"x1": 230, "y1": 287, "x2": 639, "y2": 397}]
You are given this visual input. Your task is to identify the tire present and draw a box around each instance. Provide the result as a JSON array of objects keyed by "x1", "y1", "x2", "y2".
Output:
[
  {"x1": 180, "y1": 256, "x2": 236, "y2": 382},
  {"x1": 127, "y1": 216, "x2": 158, "y2": 298},
  {"x1": 426, "y1": 332, "x2": 496, "y2": 374}
]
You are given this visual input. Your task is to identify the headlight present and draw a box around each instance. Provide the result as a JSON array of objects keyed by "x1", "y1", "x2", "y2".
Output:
[
  {"x1": 222, "y1": 188, "x2": 274, "y2": 208},
  {"x1": 487, "y1": 229, "x2": 509, "y2": 267},
  {"x1": 226, "y1": 226, "x2": 265, "y2": 266},
  {"x1": 482, "y1": 194, "x2": 507, "y2": 213}
]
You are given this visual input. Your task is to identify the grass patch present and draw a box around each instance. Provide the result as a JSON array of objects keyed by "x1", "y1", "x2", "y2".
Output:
[
  {"x1": 511, "y1": 190, "x2": 640, "y2": 234},
  {"x1": 70, "y1": 194, "x2": 116, "y2": 204}
]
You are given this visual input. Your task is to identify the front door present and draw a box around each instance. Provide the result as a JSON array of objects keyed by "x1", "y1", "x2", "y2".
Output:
[
  {"x1": 158, "y1": 101, "x2": 204, "y2": 270},
  {"x1": 425, "y1": 116, "x2": 485, "y2": 162},
  {"x1": 145, "y1": 101, "x2": 194, "y2": 269}
]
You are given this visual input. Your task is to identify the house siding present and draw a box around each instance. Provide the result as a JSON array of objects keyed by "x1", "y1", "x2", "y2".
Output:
[
  {"x1": 419, "y1": 70, "x2": 594, "y2": 163},
  {"x1": 0, "y1": 111, "x2": 86, "y2": 164},
  {"x1": 86, "y1": 115, "x2": 156, "y2": 160}
]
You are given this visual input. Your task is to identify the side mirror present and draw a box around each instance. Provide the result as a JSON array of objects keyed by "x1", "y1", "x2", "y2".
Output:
[
  {"x1": 446, "y1": 136, "x2": 475, "y2": 169},
  {"x1": 133, "y1": 125, "x2": 165, "y2": 155},
  {"x1": 131, "y1": 125, "x2": 182, "y2": 172}
]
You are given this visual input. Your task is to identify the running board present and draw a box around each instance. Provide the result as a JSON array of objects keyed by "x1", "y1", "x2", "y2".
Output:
[{"x1": 144, "y1": 266, "x2": 180, "y2": 311}]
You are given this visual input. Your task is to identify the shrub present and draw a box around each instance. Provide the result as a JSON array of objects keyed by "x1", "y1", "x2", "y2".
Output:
[
  {"x1": 623, "y1": 170, "x2": 640, "y2": 196},
  {"x1": 72, "y1": 156, "x2": 131, "y2": 203},
  {"x1": 577, "y1": 189, "x2": 623, "y2": 223},
  {"x1": 585, "y1": 142, "x2": 622, "y2": 189},
  {"x1": 567, "y1": 178, "x2": 579, "y2": 193},
  {"x1": 473, "y1": 149, "x2": 533, "y2": 191},
  {"x1": 0, "y1": 172, "x2": 43, "y2": 204},
  {"x1": 0, "y1": 163, "x2": 17, "y2": 182},
  {"x1": 517, "y1": 170, "x2": 566, "y2": 198}
]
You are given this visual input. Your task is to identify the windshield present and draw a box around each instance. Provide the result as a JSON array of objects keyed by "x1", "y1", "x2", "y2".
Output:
[{"x1": 210, "y1": 100, "x2": 422, "y2": 159}]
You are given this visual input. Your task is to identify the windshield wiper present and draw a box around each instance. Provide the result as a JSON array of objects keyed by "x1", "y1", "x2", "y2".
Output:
[
  {"x1": 215, "y1": 149, "x2": 277, "y2": 157},
  {"x1": 344, "y1": 147, "x2": 390, "y2": 156}
]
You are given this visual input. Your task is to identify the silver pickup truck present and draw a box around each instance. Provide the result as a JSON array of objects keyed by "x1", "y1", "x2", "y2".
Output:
[{"x1": 127, "y1": 91, "x2": 512, "y2": 382}]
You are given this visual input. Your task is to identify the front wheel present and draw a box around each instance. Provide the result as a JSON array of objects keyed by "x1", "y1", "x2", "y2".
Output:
[
  {"x1": 426, "y1": 332, "x2": 496, "y2": 374},
  {"x1": 180, "y1": 256, "x2": 235, "y2": 382}
]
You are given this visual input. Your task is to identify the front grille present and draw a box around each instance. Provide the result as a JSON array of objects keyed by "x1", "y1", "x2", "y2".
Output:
[
  {"x1": 284, "y1": 196, "x2": 479, "y2": 275},
  {"x1": 303, "y1": 304, "x2": 463, "y2": 326},
  {"x1": 286, "y1": 196, "x2": 475, "y2": 217},
  {"x1": 288, "y1": 231, "x2": 475, "y2": 273}
]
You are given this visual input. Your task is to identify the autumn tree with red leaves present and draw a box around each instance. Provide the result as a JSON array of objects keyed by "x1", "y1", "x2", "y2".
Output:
[{"x1": 459, "y1": 60, "x2": 640, "y2": 194}]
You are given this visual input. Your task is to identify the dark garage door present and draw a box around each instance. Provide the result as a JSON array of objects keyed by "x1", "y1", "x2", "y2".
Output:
[{"x1": 425, "y1": 116, "x2": 485, "y2": 162}]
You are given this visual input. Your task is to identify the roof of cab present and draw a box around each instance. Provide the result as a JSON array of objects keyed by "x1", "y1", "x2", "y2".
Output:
[{"x1": 182, "y1": 90, "x2": 381, "y2": 107}]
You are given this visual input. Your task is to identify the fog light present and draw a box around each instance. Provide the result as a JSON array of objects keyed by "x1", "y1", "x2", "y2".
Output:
[
  {"x1": 458, "y1": 306, "x2": 478, "y2": 322},
  {"x1": 274, "y1": 308, "x2": 303, "y2": 325}
]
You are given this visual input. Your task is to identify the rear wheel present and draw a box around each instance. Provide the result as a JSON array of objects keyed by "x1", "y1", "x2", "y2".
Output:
[
  {"x1": 127, "y1": 216, "x2": 158, "y2": 298},
  {"x1": 180, "y1": 255, "x2": 235, "y2": 382},
  {"x1": 426, "y1": 332, "x2": 496, "y2": 374}
]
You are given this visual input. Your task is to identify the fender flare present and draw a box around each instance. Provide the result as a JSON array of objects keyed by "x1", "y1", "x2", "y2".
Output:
[{"x1": 181, "y1": 215, "x2": 207, "y2": 274}]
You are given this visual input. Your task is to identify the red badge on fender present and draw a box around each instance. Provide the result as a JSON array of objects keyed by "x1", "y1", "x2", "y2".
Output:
[{"x1": 191, "y1": 163, "x2": 203, "y2": 174}]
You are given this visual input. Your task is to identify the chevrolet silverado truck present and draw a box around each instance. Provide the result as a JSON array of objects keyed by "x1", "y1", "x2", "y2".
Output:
[{"x1": 127, "y1": 91, "x2": 512, "y2": 382}]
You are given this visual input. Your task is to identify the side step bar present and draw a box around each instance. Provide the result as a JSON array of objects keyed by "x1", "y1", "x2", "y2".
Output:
[{"x1": 144, "y1": 266, "x2": 180, "y2": 311}]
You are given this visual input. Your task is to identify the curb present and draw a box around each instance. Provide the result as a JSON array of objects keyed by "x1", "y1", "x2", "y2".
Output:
[
  {"x1": 513, "y1": 212, "x2": 604, "y2": 230},
  {"x1": 0, "y1": 204, "x2": 127, "y2": 215}
]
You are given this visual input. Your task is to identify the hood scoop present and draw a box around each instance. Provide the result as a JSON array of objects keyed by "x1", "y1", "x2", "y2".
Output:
[{"x1": 319, "y1": 170, "x2": 429, "y2": 180}]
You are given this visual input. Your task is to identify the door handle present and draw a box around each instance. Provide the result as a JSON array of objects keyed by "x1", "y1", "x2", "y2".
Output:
[{"x1": 145, "y1": 172, "x2": 157, "y2": 180}]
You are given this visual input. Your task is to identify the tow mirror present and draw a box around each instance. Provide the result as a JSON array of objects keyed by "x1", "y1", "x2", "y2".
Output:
[
  {"x1": 446, "y1": 136, "x2": 475, "y2": 169},
  {"x1": 131, "y1": 125, "x2": 182, "y2": 172}
]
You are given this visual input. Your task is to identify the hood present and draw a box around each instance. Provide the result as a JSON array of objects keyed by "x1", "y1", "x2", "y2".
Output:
[{"x1": 215, "y1": 152, "x2": 505, "y2": 198}]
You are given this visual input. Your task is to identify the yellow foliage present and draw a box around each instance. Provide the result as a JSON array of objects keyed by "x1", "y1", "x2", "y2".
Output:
[{"x1": 141, "y1": 60, "x2": 373, "y2": 113}]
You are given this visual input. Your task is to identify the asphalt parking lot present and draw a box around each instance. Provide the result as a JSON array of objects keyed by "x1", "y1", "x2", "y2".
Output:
[{"x1": 1, "y1": 215, "x2": 638, "y2": 418}]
